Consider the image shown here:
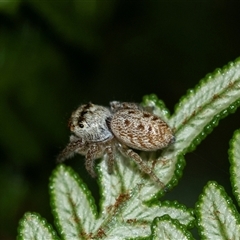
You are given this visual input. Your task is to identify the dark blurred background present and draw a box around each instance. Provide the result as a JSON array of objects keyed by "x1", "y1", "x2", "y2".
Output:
[{"x1": 1, "y1": 1, "x2": 240, "y2": 239}]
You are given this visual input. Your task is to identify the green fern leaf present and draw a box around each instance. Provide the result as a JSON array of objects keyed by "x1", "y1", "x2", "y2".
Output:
[
  {"x1": 229, "y1": 129, "x2": 240, "y2": 206},
  {"x1": 17, "y1": 212, "x2": 59, "y2": 240},
  {"x1": 151, "y1": 215, "x2": 194, "y2": 240},
  {"x1": 195, "y1": 181, "x2": 240, "y2": 239}
]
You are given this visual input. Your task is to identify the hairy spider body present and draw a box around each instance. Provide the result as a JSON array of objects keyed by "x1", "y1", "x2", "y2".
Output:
[{"x1": 57, "y1": 101, "x2": 174, "y2": 186}]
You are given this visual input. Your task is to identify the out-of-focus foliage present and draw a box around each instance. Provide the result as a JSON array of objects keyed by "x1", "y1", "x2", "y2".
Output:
[
  {"x1": 28, "y1": 1, "x2": 114, "y2": 51},
  {"x1": 0, "y1": 0, "x2": 20, "y2": 16},
  {"x1": 1, "y1": 1, "x2": 240, "y2": 239}
]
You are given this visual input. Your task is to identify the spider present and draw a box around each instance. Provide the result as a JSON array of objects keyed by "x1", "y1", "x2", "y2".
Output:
[{"x1": 57, "y1": 101, "x2": 174, "y2": 186}]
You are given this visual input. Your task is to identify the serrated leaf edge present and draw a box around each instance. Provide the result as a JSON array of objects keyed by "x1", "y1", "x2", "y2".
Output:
[
  {"x1": 151, "y1": 215, "x2": 194, "y2": 240},
  {"x1": 17, "y1": 212, "x2": 59, "y2": 240},
  {"x1": 195, "y1": 181, "x2": 240, "y2": 239},
  {"x1": 229, "y1": 129, "x2": 240, "y2": 206}
]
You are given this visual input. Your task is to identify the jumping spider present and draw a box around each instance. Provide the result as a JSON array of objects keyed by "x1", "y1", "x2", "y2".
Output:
[{"x1": 57, "y1": 101, "x2": 174, "y2": 187}]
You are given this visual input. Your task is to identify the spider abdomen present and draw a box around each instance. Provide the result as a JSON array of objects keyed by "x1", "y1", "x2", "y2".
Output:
[{"x1": 110, "y1": 109, "x2": 174, "y2": 151}]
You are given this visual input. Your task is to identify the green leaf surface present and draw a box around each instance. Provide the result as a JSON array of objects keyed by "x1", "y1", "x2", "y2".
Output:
[
  {"x1": 169, "y1": 59, "x2": 240, "y2": 157},
  {"x1": 195, "y1": 181, "x2": 240, "y2": 239},
  {"x1": 17, "y1": 212, "x2": 59, "y2": 240},
  {"x1": 50, "y1": 165, "x2": 194, "y2": 239},
  {"x1": 138, "y1": 58, "x2": 240, "y2": 202},
  {"x1": 229, "y1": 129, "x2": 240, "y2": 206},
  {"x1": 49, "y1": 165, "x2": 98, "y2": 239},
  {"x1": 151, "y1": 215, "x2": 194, "y2": 240}
]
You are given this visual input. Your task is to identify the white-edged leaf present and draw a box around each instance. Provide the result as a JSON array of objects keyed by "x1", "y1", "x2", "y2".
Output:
[
  {"x1": 151, "y1": 215, "x2": 194, "y2": 240},
  {"x1": 195, "y1": 181, "x2": 240, "y2": 239},
  {"x1": 139, "y1": 59, "x2": 240, "y2": 202},
  {"x1": 142, "y1": 94, "x2": 172, "y2": 122},
  {"x1": 121, "y1": 199, "x2": 194, "y2": 228},
  {"x1": 229, "y1": 129, "x2": 240, "y2": 206},
  {"x1": 97, "y1": 194, "x2": 194, "y2": 239},
  {"x1": 99, "y1": 188, "x2": 194, "y2": 238},
  {"x1": 49, "y1": 165, "x2": 193, "y2": 239},
  {"x1": 169, "y1": 59, "x2": 240, "y2": 158},
  {"x1": 49, "y1": 165, "x2": 98, "y2": 239},
  {"x1": 17, "y1": 212, "x2": 59, "y2": 240},
  {"x1": 98, "y1": 153, "x2": 142, "y2": 214}
]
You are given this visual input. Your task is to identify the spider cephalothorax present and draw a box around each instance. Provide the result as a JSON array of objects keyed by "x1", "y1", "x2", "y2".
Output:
[{"x1": 57, "y1": 101, "x2": 174, "y2": 186}]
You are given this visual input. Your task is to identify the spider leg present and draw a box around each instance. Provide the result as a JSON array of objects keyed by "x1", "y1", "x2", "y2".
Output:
[
  {"x1": 85, "y1": 144, "x2": 103, "y2": 178},
  {"x1": 57, "y1": 139, "x2": 84, "y2": 163},
  {"x1": 118, "y1": 145, "x2": 165, "y2": 188},
  {"x1": 105, "y1": 145, "x2": 115, "y2": 174}
]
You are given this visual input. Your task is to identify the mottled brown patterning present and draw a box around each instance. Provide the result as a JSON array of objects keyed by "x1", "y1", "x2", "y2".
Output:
[{"x1": 110, "y1": 108, "x2": 173, "y2": 151}]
